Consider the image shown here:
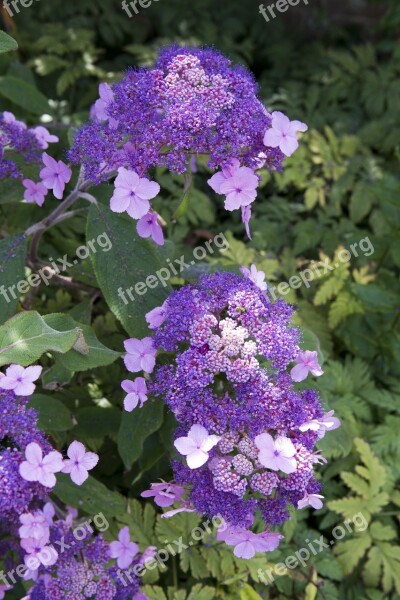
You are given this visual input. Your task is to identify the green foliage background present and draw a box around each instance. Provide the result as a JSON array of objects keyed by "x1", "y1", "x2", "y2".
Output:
[{"x1": 0, "y1": 0, "x2": 399, "y2": 598}]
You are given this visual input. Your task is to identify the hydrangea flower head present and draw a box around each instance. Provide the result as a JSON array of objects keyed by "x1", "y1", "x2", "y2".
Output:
[
  {"x1": 136, "y1": 271, "x2": 339, "y2": 557},
  {"x1": 69, "y1": 46, "x2": 310, "y2": 237}
]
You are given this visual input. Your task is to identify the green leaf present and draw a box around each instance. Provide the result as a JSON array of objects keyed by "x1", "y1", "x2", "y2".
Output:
[
  {"x1": 188, "y1": 584, "x2": 216, "y2": 600},
  {"x1": 44, "y1": 313, "x2": 121, "y2": 371},
  {"x1": 0, "y1": 234, "x2": 27, "y2": 324},
  {"x1": 28, "y1": 394, "x2": 72, "y2": 432},
  {"x1": 0, "y1": 311, "x2": 82, "y2": 367},
  {"x1": 352, "y1": 284, "x2": 399, "y2": 313},
  {"x1": 118, "y1": 398, "x2": 164, "y2": 469},
  {"x1": 334, "y1": 534, "x2": 372, "y2": 574},
  {"x1": 53, "y1": 473, "x2": 125, "y2": 517},
  {"x1": 0, "y1": 76, "x2": 49, "y2": 114},
  {"x1": 87, "y1": 197, "x2": 171, "y2": 337},
  {"x1": 350, "y1": 182, "x2": 375, "y2": 223},
  {"x1": 0, "y1": 31, "x2": 18, "y2": 54},
  {"x1": 74, "y1": 406, "x2": 121, "y2": 438}
]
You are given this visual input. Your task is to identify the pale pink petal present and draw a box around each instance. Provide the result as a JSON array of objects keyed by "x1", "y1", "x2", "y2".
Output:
[
  {"x1": 124, "y1": 338, "x2": 142, "y2": 354},
  {"x1": 70, "y1": 464, "x2": 89, "y2": 486},
  {"x1": 274, "y1": 436, "x2": 296, "y2": 458},
  {"x1": 309, "y1": 495, "x2": 324, "y2": 509},
  {"x1": 38, "y1": 470, "x2": 57, "y2": 488},
  {"x1": 254, "y1": 433, "x2": 274, "y2": 452},
  {"x1": 135, "y1": 179, "x2": 160, "y2": 200},
  {"x1": 117, "y1": 550, "x2": 134, "y2": 569},
  {"x1": 174, "y1": 437, "x2": 198, "y2": 456},
  {"x1": 109, "y1": 540, "x2": 123, "y2": 558},
  {"x1": 201, "y1": 434, "x2": 221, "y2": 452},
  {"x1": 126, "y1": 196, "x2": 150, "y2": 220},
  {"x1": 188, "y1": 424, "x2": 209, "y2": 446},
  {"x1": 42, "y1": 451, "x2": 63, "y2": 473},
  {"x1": 141, "y1": 353, "x2": 155, "y2": 373},
  {"x1": 42, "y1": 153, "x2": 58, "y2": 170},
  {"x1": 121, "y1": 380, "x2": 137, "y2": 393},
  {"x1": 280, "y1": 136, "x2": 299, "y2": 157},
  {"x1": 290, "y1": 363, "x2": 309, "y2": 382},
  {"x1": 0, "y1": 376, "x2": 17, "y2": 390},
  {"x1": 67, "y1": 441, "x2": 86, "y2": 462},
  {"x1": 161, "y1": 506, "x2": 196, "y2": 518},
  {"x1": 263, "y1": 128, "x2": 282, "y2": 148},
  {"x1": 19, "y1": 461, "x2": 40, "y2": 482},
  {"x1": 14, "y1": 381, "x2": 35, "y2": 396},
  {"x1": 119, "y1": 526, "x2": 131, "y2": 545},
  {"x1": 52, "y1": 178, "x2": 65, "y2": 200},
  {"x1": 124, "y1": 354, "x2": 142, "y2": 373},
  {"x1": 186, "y1": 449, "x2": 209, "y2": 469},
  {"x1": 208, "y1": 172, "x2": 227, "y2": 194},
  {"x1": 23, "y1": 365, "x2": 42, "y2": 382},
  {"x1": 271, "y1": 111, "x2": 291, "y2": 132},
  {"x1": 80, "y1": 452, "x2": 99, "y2": 471},
  {"x1": 124, "y1": 393, "x2": 139, "y2": 412},
  {"x1": 141, "y1": 337, "x2": 155, "y2": 352},
  {"x1": 233, "y1": 541, "x2": 255, "y2": 560},
  {"x1": 25, "y1": 443, "x2": 43, "y2": 466},
  {"x1": 115, "y1": 167, "x2": 139, "y2": 189},
  {"x1": 61, "y1": 459, "x2": 73, "y2": 474},
  {"x1": 276, "y1": 455, "x2": 297, "y2": 474},
  {"x1": 110, "y1": 192, "x2": 130, "y2": 213},
  {"x1": 289, "y1": 120, "x2": 308, "y2": 134},
  {"x1": 5, "y1": 364, "x2": 25, "y2": 378}
]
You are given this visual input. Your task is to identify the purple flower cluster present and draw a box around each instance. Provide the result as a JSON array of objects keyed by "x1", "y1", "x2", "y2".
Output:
[
  {"x1": 138, "y1": 271, "x2": 340, "y2": 557},
  {"x1": 0, "y1": 390, "x2": 52, "y2": 523},
  {"x1": 0, "y1": 112, "x2": 59, "y2": 181},
  {"x1": 3, "y1": 503, "x2": 150, "y2": 600},
  {"x1": 0, "y1": 112, "x2": 43, "y2": 180},
  {"x1": 69, "y1": 46, "x2": 308, "y2": 239},
  {"x1": 69, "y1": 45, "x2": 281, "y2": 181}
]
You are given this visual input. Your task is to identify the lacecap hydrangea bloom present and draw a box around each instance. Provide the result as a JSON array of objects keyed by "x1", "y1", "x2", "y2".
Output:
[
  {"x1": 69, "y1": 45, "x2": 307, "y2": 240},
  {"x1": 129, "y1": 271, "x2": 340, "y2": 558}
]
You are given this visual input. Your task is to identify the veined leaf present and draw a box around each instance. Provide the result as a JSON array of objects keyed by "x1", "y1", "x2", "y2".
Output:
[{"x1": 0, "y1": 311, "x2": 82, "y2": 366}]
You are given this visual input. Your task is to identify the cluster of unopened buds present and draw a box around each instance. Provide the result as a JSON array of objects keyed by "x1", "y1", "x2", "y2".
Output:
[{"x1": 122, "y1": 266, "x2": 340, "y2": 559}]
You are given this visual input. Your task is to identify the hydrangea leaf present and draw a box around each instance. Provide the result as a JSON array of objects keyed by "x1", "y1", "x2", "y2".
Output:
[
  {"x1": 0, "y1": 233, "x2": 27, "y2": 325},
  {"x1": 0, "y1": 31, "x2": 18, "y2": 54},
  {"x1": 28, "y1": 394, "x2": 72, "y2": 432},
  {"x1": 117, "y1": 397, "x2": 164, "y2": 469},
  {"x1": 53, "y1": 473, "x2": 125, "y2": 517},
  {"x1": 87, "y1": 197, "x2": 171, "y2": 337},
  {"x1": 0, "y1": 311, "x2": 82, "y2": 366}
]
